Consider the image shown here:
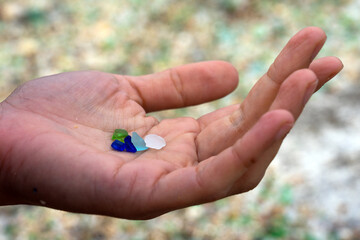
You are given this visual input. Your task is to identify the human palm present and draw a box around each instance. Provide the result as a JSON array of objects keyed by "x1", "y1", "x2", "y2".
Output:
[{"x1": 0, "y1": 27, "x2": 343, "y2": 219}]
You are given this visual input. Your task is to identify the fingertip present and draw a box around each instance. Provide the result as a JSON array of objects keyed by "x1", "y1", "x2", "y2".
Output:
[
  {"x1": 188, "y1": 60, "x2": 239, "y2": 103},
  {"x1": 243, "y1": 110, "x2": 294, "y2": 148},
  {"x1": 305, "y1": 27, "x2": 327, "y2": 60},
  {"x1": 291, "y1": 68, "x2": 318, "y2": 81},
  {"x1": 205, "y1": 61, "x2": 239, "y2": 93},
  {"x1": 221, "y1": 61, "x2": 239, "y2": 88},
  {"x1": 267, "y1": 27, "x2": 327, "y2": 83},
  {"x1": 327, "y1": 56, "x2": 343, "y2": 66},
  {"x1": 336, "y1": 56, "x2": 345, "y2": 70},
  {"x1": 240, "y1": 109, "x2": 294, "y2": 150},
  {"x1": 187, "y1": 60, "x2": 239, "y2": 103},
  {"x1": 195, "y1": 109, "x2": 295, "y2": 197},
  {"x1": 334, "y1": 57, "x2": 345, "y2": 76},
  {"x1": 298, "y1": 26, "x2": 327, "y2": 41},
  {"x1": 310, "y1": 56, "x2": 344, "y2": 73},
  {"x1": 307, "y1": 26, "x2": 326, "y2": 36},
  {"x1": 309, "y1": 56, "x2": 344, "y2": 91},
  {"x1": 260, "y1": 109, "x2": 295, "y2": 130},
  {"x1": 228, "y1": 110, "x2": 294, "y2": 169},
  {"x1": 292, "y1": 69, "x2": 319, "y2": 94},
  {"x1": 267, "y1": 110, "x2": 294, "y2": 141}
]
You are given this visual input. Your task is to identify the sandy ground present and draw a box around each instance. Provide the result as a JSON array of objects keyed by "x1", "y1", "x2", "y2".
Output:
[{"x1": 273, "y1": 83, "x2": 360, "y2": 235}]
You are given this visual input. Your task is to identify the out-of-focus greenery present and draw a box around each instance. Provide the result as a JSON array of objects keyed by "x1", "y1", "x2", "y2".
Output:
[
  {"x1": 1, "y1": 0, "x2": 359, "y2": 239},
  {"x1": 1, "y1": 0, "x2": 359, "y2": 105}
]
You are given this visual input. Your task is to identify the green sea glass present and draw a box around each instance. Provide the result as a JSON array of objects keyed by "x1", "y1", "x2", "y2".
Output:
[{"x1": 112, "y1": 129, "x2": 128, "y2": 142}]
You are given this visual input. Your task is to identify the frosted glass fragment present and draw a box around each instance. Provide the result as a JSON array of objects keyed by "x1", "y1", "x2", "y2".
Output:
[
  {"x1": 112, "y1": 129, "x2": 128, "y2": 142},
  {"x1": 131, "y1": 132, "x2": 148, "y2": 151},
  {"x1": 111, "y1": 140, "x2": 126, "y2": 151},
  {"x1": 124, "y1": 135, "x2": 137, "y2": 153},
  {"x1": 144, "y1": 134, "x2": 166, "y2": 150}
]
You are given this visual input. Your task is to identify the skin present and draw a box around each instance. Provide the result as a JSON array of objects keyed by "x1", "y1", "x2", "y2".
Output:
[{"x1": 0, "y1": 27, "x2": 343, "y2": 219}]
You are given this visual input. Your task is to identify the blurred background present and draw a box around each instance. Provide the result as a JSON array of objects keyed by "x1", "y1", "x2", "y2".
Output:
[{"x1": 0, "y1": 0, "x2": 359, "y2": 239}]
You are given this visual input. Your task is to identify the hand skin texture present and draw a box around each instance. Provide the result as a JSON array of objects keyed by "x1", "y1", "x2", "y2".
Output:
[{"x1": 0, "y1": 27, "x2": 343, "y2": 219}]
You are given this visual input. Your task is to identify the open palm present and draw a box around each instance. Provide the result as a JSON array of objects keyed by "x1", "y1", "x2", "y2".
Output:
[{"x1": 0, "y1": 27, "x2": 342, "y2": 219}]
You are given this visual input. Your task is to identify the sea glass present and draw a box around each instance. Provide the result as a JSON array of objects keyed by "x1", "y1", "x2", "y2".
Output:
[
  {"x1": 111, "y1": 140, "x2": 126, "y2": 151},
  {"x1": 131, "y1": 132, "x2": 148, "y2": 151},
  {"x1": 144, "y1": 134, "x2": 166, "y2": 150},
  {"x1": 112, "y1": 129, "x2": 128, "y2": 142},
  {"x1": 124, "y1": 135, "x2": 137, "y2": 153}
]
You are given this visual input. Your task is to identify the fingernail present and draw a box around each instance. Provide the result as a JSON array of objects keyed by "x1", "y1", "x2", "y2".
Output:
[
  {"x1": 275, "y1": 123, "x2": 293, "y2": 141},
  {"x1": 303, "y1": 80, "x2": 318, "y2": 106}
]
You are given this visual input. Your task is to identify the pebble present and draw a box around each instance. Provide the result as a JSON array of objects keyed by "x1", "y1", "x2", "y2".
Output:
[
  {"x1": 144, "y1": 134, "x2": 166, "y2": 150},
  {"x1": 131, "y1": 132, "x2": 148, "y2": 151}
]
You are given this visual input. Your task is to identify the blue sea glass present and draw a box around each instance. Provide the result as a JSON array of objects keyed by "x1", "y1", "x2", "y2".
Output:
[
  {"x1": 131, "y1": 132, "x2": 148, "y2": 151},
  {"x1": 124, "y1": 135, "x2": 137, "y2": 153},
  {"x1": 111, "y1": 140, "x2": 126, "y2": 151}
]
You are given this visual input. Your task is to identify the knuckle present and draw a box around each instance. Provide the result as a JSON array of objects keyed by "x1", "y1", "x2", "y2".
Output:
[
  {"x1": 267, "y1": 61, "x2": 282, "y2": 84},
  {"x1": 168, "y1": 68, "x2": 186, "y2": 106}
]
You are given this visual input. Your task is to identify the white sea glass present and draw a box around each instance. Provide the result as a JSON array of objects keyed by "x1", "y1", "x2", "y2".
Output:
[{"x1": 144, "y1": 134, "x2": 166, "y2": 150}]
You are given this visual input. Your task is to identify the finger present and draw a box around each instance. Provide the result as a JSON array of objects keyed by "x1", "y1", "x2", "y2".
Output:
[
  {"x1": 233, "y1": 26, "x2": 326, "y2": 128},
  {"x1": 197, "y1": 104, "x2": 240, "y2": 128},
  {"x1": 196, "y1": 27, "x2": 326, "y2": 160},
  {"x1": 227, "y1": 70, "x2": 318, "y2": 194},
  {"x1": 196, "y1": 110, "x2": 293, "y2": 198},
  {"x1": 227, "y1": 140, "x2": 283, "y2": 195},
  {"x1": 125, "y1": 61, "x2": 239, "y2": 112},
  {"x1": 269, "y1": 69, "x2": 318, "y2": 119},
  {"x1": 229, "y1": 61, "x2": 342, "y2": 191},
  {"x1": 196, "y1": 70, "x2": 315, "y2": 161},
  {"x1": 309, "y1": 56, "x2": 344, "y2": 91},
  {"x1": 269, "y1": 57, "x2": 343, "y2": 120},
  {"x1": 146, "y1": 110, "x2": 294, "y2": 212},
  {"x1": 197, "y1": 56, "x2": 343, "y2": 127},
  {"x1": 228, "y1": 63, "x2": 342, "y2": 194}
]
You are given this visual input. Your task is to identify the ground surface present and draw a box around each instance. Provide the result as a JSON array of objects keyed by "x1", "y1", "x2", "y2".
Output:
[{"x1": 1, "y1": 0, "x2": 360, "y2": 239}]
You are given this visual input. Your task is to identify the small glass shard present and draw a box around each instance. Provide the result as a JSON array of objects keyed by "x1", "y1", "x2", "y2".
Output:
[
  {"x1": 131, "y1": 132, "x2": 148, "y2": 151},
  {"x1": 112, "y1": 129, "x2": 128, "y2": 142},
  {"x1": 111, "y1": 140, "x2": 126, "y2": 151},
  {"x1": 144, "y1": 134, "x2": 166, "y2": 150},
  {"x1": 124, "y1": 135, "x2": 137, "y2": 153}
]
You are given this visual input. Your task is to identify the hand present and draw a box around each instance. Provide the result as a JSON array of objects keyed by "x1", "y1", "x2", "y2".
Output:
[{"x1": 0, "y1": 27, "x2": 342, "y2": 219}]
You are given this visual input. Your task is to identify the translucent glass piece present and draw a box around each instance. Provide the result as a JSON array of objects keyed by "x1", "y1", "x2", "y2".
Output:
[
  {"x1": 131, "y1": 132, "x2": 148, "y2": 151},
  {"x1": 111, "y1": 140, "x2": 126, "y2": 151},
  {"x1": 112, "y1": 129, "x2": 128, "y2": 142},
  {"x1": 144, "y1": 134, "x2": 166, "y2": 150},
  {"x1": 124, "y1": 135, "x2": 137, "y2": 153}
]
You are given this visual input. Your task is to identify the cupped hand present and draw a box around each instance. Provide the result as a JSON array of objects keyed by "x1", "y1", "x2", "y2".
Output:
[{"x1": 0, "y1": 27, "x2": 342, "y2": 219}]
